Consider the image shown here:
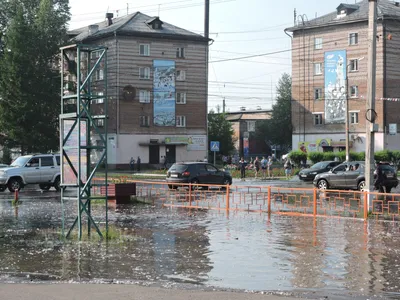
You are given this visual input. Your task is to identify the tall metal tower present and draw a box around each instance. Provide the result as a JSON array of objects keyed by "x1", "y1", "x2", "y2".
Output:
[{"x1": 60, "y1": 44, "x2": 108, "y2": 240}]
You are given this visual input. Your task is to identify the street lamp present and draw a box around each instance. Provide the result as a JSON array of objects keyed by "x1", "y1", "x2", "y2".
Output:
[{"x1": 345, "y1": 57, "x2": 364, "y2": 162}]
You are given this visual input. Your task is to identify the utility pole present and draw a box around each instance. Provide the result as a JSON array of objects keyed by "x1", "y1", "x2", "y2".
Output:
[
  {"x1": 365, "y1": 0, "x2": 377, "y2": 210},
  {"x1": 205, "y1": 0, "x2": 210, "y2": 161},
  {"x1": 222, "y1": 98, "x2": 226, "y2": 113},
  {"x1": 127, "y1": 3, "x2": 129, "y2": 15},
  {"x1": 345, "y1": 75, "x2": 350, "y2": 162}
]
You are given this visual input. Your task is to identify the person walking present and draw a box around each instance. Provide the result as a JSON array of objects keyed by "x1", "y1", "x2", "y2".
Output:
[
  {"x1": 129, "y1": 157, "x2": 135, "y2": 172},
  {"x1": 374, "y1": 161, "x2": 385, "y2": 193},
  {"x1": 284, "y1": 159, "x2": 291, "y2": 179},
  {"x1": 137, "y1": 156, "x2": 141, "y2": 172},
  {"x1": 267, "y1": 156, "x2": 273, "y2": 178},
  {"x1": 162, "y1": 156, "x2": 167, "y2": 170},
  {"x1": 239, "y1": 157, "x2": 247, "y2": 181},
  {"x1": 261, "y1": 156, "x2": 268, "y2": 179},
  {"x1": 254, "y1": 156, "x2": 260, "y2": 179}
]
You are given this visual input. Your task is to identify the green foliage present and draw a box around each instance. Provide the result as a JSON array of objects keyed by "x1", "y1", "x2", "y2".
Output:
[
  {"x1": 2, "y1": 147, "x2": 12, "y2": 164},
  {"x1": 307, "y1": 152, "x2": 324, "y2": 164},
  {"x1": 288, "y1": 150, "x2": 307, "y2": 167},
  {"x1": 208, "y1": 111, "x2": 236, "y2": 156},
  {"x1": 256, "y1": 73, "x2": 292, "y2": 153},
  {"x1": 350, "y1": 151, "x2": 365, "y2": 161},
  {"x1": 0, "y1": 0, "x2": 70, "y2": 154},
  {"x1": 374, "y1": 150, "x2": 391, "y2": 162},
  {"x1": 391, "y1": 150, "x2": 400, "y2": 167},
  {"x1": 336, "y1": 151, "x2": 346, "y2": 162},
  {"x1": 322, "y1": 152, "x2": 336, "y2": 161}
]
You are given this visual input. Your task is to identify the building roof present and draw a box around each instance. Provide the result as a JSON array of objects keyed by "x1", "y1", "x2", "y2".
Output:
[
  {"x1": 225, "y1": 110, "x2": 272, "y2": 121},
  {"x1": 286, "y1": 0, "x2": 400, "y2": 32},
  {"x1": 69, "y1": 12, "x2": 209, "y2": 43}
]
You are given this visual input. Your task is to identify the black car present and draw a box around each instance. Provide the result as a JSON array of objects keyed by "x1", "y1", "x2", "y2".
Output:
[
  {"x1": 166, "y1": 162, "x2": 232, "y2": 189},
  {"x1": 313, "y1": 161, "x2": 399, "y2": 192},
  {"x1": 298, "y1": 161, "x2": 341, "y2": 181}
]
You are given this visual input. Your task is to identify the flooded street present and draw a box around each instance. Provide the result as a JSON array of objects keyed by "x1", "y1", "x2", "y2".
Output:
[{"x1": 1, "y1": 192, "x2": 400, "y2": 299}]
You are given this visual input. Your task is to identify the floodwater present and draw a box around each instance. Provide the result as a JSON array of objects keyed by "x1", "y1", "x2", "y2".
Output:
[{"x1": 1, "y1": 194, "x2": 400, "y2": 300}]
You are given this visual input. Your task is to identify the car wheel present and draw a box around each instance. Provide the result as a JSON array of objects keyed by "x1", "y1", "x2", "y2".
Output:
[
  {"x1": 317, "y1": 179, "x2": 328, "y2": 190},
  {"x1": 357, "y1": 180, "x2": 366, "y2": 191},
  {"x1": 0, "y1": 186, "x2": 5, "y2": 192},
  {"x1": 191, "y1": 179, "x2": 200, "y2": 190},
  {"x1": 53, "y1": 176, "x2": 61, "y2": 192},
  {"x1": 8, "y1": 178, "x2": 22, "y2": 192},
  {"x1": 39, "y1": 184, "x2": 51, "y2": 191}
]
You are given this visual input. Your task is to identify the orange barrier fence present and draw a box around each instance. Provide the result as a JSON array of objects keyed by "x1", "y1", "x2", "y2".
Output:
[{"x1": 89, "y1": 180, "x2": 400, "y2": 220}]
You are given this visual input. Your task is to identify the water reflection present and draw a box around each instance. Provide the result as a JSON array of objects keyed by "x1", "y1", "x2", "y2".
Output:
[{"x1": 1, "y1": 198, "x2": 400, "y2": 299}]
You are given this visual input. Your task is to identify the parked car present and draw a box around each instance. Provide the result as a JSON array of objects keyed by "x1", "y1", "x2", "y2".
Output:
[
  {"x1": 298, "y1": 161, "x2": 341, "y2": 181},
  {"x1": 166, "y1": 162, "x2": 232, "y2": 189},
  {"x1": 313, "y1": 161, "x2": 398, "y2": 192},
  {"x1": 0, "y1": 154, "x2": 61, "y2": 192}
]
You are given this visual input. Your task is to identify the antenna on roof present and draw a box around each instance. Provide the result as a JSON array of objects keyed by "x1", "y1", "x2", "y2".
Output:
[
  {"x1": 127, "y1": 3, "x2": 129, "y2": 15},
  {"x1": 294, "y1": 8, "x2": 297, "y2": 26},
  {"x1": 158, "y1": 4, "x2": 161, "y2": 17}
]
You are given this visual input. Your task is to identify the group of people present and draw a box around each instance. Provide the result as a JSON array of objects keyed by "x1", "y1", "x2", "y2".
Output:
[
  {"x1": 237, "y1": 156, "x2": 276, "y2": 181},
  {"x1": 130, "y1": 156, "x2": 141, "y2": 172}
]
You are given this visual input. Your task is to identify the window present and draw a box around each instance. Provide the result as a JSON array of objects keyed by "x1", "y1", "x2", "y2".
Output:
[
  {"x1": 56, "y1": 155, "x2": 60, "y2": 166},
  {"x1": 40, "y1": 157, "x2": 54, "y2": 167},
  {"x1": 140, "y1": 116, "x2": 150, "y2": 127},
  {"x1": 95, "y1": 119, "x2": 104, "y2": 127},
  {"x1": 139, "y1": 90, "x2": 151, "y2": 103},
  {"x1": 206, "y1": 164, "x2": 218, "y2": 172},
  {"x1": 314, "y1": 37, "x2": 323, "y2": 49},
  {"x1": 314, "y1": 88, "x2": 322, "y2": 100},
  {"x1": 96, "y1": 140, "x2": 104, "y2": 152},
  {"x1": 176, "y1": 70, "x2": 186, "y2": 81},
  {"x1": 350, "y1": 85, "x2": 358, "y2": 98},
  {"x1": 176, "y1": 92, "x2": 186, "y2": 104},
  {"x1": 349, "y1": 59, "x2": 359, "y2": 71},
  {"x1": 139, "y1": 67, "x2": 150, "y2": 79},
  {"x1": 176, "y1": 47, "x2": 185, "y2": 58},
  {"x1": 349, "y1": 33, "x2": 358, "y2": 45},
  {"x1": 94, "y1": 91, "x2": 104, "y2": 104},
  {"x1": 247, "y1": 121, "x2": 256, "y2": 132},
  {"x1": 176, "y1": 115, "x2": 186, "y2": 127},
  {"x1": 313, "y1": 113, "x2": 323, "y2": 125},
  {"x1": 94, "y1": 69, "x2": 104, "y2": 81},
  {"x1": 350, "y1": 112, "x2": 359, "y2": 124},
  {"x1": 314, "y1": 63, "x2": 322, "y2": 75},
  {"x1": 139, "y1": 44, "x2": 150, "y2": 56},
  {"x1": 91, "y1": 50, "x2": 101, "y2": 59}
]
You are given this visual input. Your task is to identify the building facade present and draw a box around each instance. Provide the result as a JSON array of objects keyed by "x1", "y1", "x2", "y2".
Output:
[
  {"x1": 286, "y1": 0, "x2": 400, "y2": 154},
  {"x1": 68, "y1": 12, "x2": 209, "y2": 168}
]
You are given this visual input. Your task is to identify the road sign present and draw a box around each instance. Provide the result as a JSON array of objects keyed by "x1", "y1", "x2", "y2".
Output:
[{"x1": 210, "y1": 141, "x2": 220, "y2": 152}]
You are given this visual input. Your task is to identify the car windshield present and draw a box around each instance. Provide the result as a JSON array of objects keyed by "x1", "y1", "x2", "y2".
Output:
[
  {"x1": 310, "y1": 162, "x2": 328, "y2": 169},
  {"x1": 10, "y1": 156, "x2": 30, "y2": 167},
  {"x1": 169, "y1": 164, "x2": 188, "y2": 172}
]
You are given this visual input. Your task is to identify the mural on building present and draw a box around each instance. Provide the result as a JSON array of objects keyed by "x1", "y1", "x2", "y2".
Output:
[
  {"x1": 153, "y1": 60, "x2": 176, "y2": 126},
  {"x1": 324, "y1": 50, "x2": 347, "y2": 124}
]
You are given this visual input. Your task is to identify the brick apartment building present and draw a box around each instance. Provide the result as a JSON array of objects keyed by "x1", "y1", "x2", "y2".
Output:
[
  {"x1": 286, "y1": 0, "x2": 400, "y2": 154},
  {"x1": 68, "y1": 12, "x2": 209, "y2": 168}
]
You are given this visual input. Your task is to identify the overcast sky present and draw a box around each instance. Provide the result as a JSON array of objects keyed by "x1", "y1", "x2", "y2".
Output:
[{"x1": 69, "y1": 0, "x2": 348, "y2": 112}]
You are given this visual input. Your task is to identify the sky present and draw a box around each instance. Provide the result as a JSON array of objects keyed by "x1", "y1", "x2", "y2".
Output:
[{"x1": 69, "y1": 0, "x2": 351, "y2": 112}]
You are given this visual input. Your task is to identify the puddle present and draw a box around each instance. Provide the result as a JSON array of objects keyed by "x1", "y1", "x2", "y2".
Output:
[{"x1": 1, "y1": 197, "x2": 400, "y2": 299}]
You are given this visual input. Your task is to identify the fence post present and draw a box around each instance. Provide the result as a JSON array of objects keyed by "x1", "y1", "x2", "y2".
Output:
[
  {"x1": 364, "y1": 191, "x2": 368, "y2": 220},
  {"x1": 226, "y1": 184, "x2": 230, "y2": 211},
  {"x1": 188, "y1": 183, "x2": 192, "y2": 207},
  {"x1": 267, "y1": 186, "x2": 271, "y2": 214},
  {"x1": 313, "y1": 188, "x2": 317, "y2": 217}
]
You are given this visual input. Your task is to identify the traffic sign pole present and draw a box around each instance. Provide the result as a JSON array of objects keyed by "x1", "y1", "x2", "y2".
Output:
[{"x1": 214, "y1": 151, "x2": 216, "y2": 166}]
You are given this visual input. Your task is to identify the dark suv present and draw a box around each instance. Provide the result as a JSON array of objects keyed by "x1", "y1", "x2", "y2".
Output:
[
  {"x1": 166, "y1": 162, "x2": 232, "y2": 189},
  {"x1": 298, "y1": 161, "x2": 341, "y2": 181},
  {"x1": 313, "y1": 161, "x2": 398, "y2": 192}
]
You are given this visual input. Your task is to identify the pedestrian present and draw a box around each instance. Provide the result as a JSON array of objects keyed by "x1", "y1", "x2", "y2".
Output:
[
  {"x1": 284, "y1": 159, "x2": 291, "y2": 179},
  {"x1": 267, "y1": 156, "x2": 273, "y2": 178},
  {"x1": 130, "y1": 157, "x2": 135, "y2": 172},
  {"x1": 261, "y1": 156, "x2": 267, "y2": 179},
  {"x1": 239, "y1": 157, "x2": 247, "y2": 181},
  {"x1": 162, "y1": 156, "x2": 167, "y2": 170},
  {"x1": 137, "y1": 156, "x2": 141, "y2": 172},
  {"x1": 374, "y1": 161, "x2": 385, "y2": 193},
  {"x1": 254, "y1": 156, "x2": 260, "y2": 179}
]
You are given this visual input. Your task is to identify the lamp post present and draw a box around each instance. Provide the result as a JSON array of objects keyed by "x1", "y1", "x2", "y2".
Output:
[{"x1": 345, "y1": 57, "x2": 364, "y2": 162}]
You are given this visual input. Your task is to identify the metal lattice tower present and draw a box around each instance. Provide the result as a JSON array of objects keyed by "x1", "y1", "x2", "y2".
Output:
[{"x1": 60, "y1": 44, "x2": 108, "y2": 239}]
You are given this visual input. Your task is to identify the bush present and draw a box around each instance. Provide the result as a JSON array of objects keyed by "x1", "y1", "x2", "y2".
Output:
[
  {"x1": 288, "y1": 150, "x2": 307, "y2": 167},
  {"x1": 350, "y1": 151, "x2": 365, "y2": 161},
  {"x1": 308, "y1": 152, "x2": 324, "y2": 164},
  {"x1": 322, "y1": 152, "x2": 336, "y2": 161},
  {"x1": 375, "y1": 150, "x2": 391, "y2": 162},
  {"x1": 336, "y1": 151, "x2": 346, "y2": 162},
  {"x1": 391, "y1": 150, "x2": 400, "y2": 168}
]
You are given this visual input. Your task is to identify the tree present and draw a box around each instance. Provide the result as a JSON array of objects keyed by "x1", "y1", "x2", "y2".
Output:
[
  {"x1": 208, "y1": 110, "x2": 235, "y2": 157},
  {"x1": 0, "y1": 0, "x2": 70, "y2": 153},
  {"x1": 256, "y1": 73, "x2": 292, "y2": 154}
]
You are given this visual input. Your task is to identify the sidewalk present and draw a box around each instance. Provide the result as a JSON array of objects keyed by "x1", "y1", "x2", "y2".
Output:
[{"x1": 0, "y1": 284, "x2": 300, "y2": 300}]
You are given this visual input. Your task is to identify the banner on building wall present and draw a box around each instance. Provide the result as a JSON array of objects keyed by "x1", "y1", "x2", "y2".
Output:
[
  {"x1": 316, "y1": 138, "x2": 332, "y2": 147},
  {"x1": 243, "y1": 138, "x2": 249, "y2": 156},
  {"x1": 153, "y1": 60, "x2": 176, "y2": 126},
  {"x1": 187, "y1": 135, "x2": 206, "y2": 151},
  {"x1": 389, "y1": 123, "x2": 397, "y2": 135},
  {"x1": 324, "y1": 50, "x2": 346, "y2": 124},
  {"x1": 298, "y1": 142, "x2": 317, "y2": 153}
]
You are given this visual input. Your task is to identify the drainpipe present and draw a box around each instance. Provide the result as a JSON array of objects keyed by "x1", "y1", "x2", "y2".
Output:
[
  {"x1": 382, "y1": 17, "x2": 387, "y2": 149},
  {"x1": 115, "y1": 31, "x2": 120, "y2": 148}
]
